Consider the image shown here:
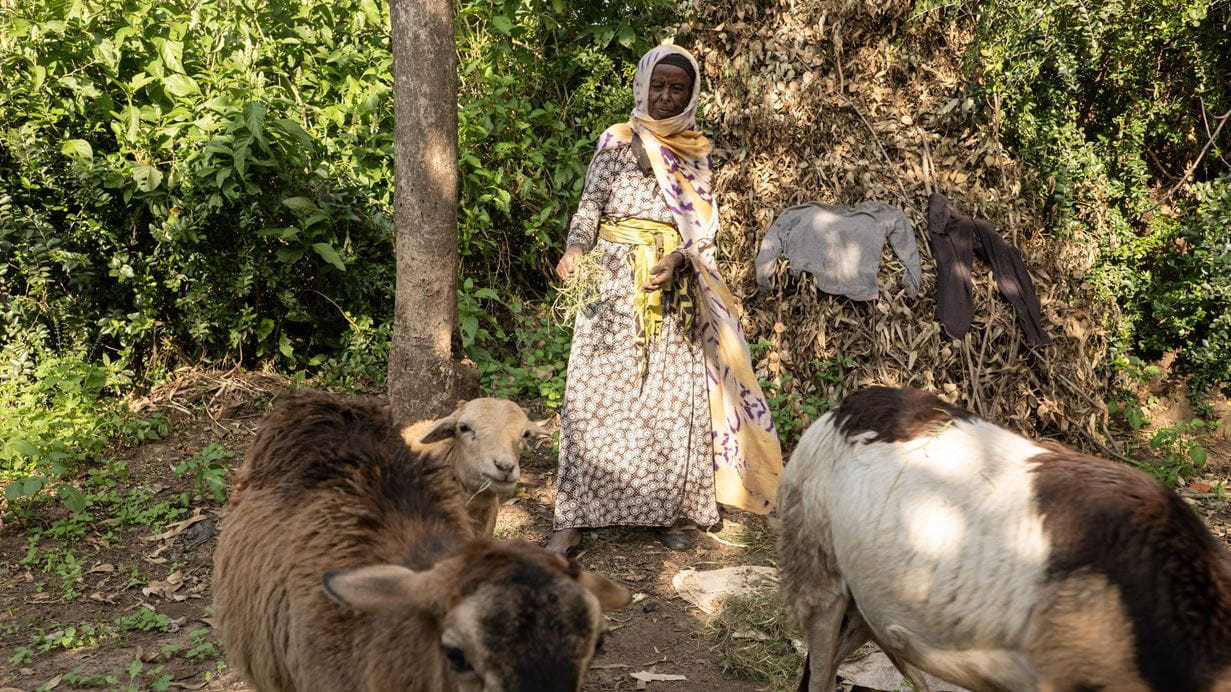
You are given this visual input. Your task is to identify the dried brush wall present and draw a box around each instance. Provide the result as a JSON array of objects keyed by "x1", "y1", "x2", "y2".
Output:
[{"x1": 679, "y1": 0, "x2": 1118, "y2": 449}]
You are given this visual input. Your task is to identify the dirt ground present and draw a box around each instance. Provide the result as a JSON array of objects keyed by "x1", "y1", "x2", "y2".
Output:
[{"x1": 2, "y1": 391, "x2": 1229, "y2": 692}]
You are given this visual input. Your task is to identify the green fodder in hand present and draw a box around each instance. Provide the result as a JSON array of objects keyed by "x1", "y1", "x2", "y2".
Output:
[{"x1": 551, "y1": 251, "x2": 604, "y2": 326}]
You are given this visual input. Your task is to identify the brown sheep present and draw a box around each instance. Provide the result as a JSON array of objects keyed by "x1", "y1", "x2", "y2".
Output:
[
  {"x1": 402, "y1": 398, "x2": 547, "y2": 537},
  {"x1": 213, "y1": 388, "x2": 629, "y2": 692},
  {"x1": 780, "y1": 386, "x2": 1231, "y2": 692}
]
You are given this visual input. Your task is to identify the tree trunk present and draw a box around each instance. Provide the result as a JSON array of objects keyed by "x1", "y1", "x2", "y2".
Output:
[{"x1": 386, "y1": 0, "x2": 471, "y2": 420}]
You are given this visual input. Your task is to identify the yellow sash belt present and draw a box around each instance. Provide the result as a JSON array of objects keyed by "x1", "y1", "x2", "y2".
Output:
[{"x1": 598, "y1": 218, "x2": 694, "y2": 375}]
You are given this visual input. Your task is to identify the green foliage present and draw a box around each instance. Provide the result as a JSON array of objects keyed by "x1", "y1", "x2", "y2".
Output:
[
  {"x1": 455, "y1": 0, "x2": 679, "y2": 290},
  {"x1": 1142, "y1": 418, "x2": 1211, "y2": 485},
  {"x1": 9, "y1": 646, "x2": 33, "y2": 665},
  {"x1": 750, "y1": 341, "x2": 851, "y2": 449},
  {"x1": 0, "y1": 0, "x2": 397, "y2": 376},
  {"x1": 114, "y1": 608, "x2": 173, "y2": 634},
  {"x1": 0, "y1": 355, "x2": 159, "y2": 514},
  {"x1": 174, "y1": 442, "x2": 233, "y2": 504},
  {"x1": 474, "y1": 297, "x2": 572, "y2": 410},
  {"x1": 951, "y1": 0, "x2": 1231, "y2": 392},
  {"x1": 184, "y1": 628, "x2": 218, "y2": 661},
  {"x1": 1106, "y1": 355, "x2": 1214, "y2": 486},
  {"x1": 0, "y1": 0, "x2": 676, "y2": 396},
  {"x1": 308, "y1": 315, "x2": 391, "y2": 392},
  {"x1": 63, "y1": 669, "x2": 121, "y2": 689}
]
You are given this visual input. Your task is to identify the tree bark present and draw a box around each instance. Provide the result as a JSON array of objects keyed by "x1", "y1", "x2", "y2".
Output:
[{"x1": 387, "y1": 0, "x2": 468, "y2": 420}]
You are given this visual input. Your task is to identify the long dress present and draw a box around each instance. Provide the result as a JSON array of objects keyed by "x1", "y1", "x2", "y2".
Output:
[{"x1": 552, "y1": 144, "x2": 721, "y2": 530}]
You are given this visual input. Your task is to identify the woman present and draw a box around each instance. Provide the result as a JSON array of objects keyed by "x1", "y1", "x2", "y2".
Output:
[{"x1": 548, "y1": 44, "x2": 782, "y2": 554}]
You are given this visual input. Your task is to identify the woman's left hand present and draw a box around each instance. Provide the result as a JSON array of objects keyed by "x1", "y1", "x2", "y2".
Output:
[{"x1": 643, "y1": 252, "x2": 686, "y2": 292}]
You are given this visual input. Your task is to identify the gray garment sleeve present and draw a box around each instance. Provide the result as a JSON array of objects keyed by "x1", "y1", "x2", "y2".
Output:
[
  {"x1": 754, "y1": 212, "x2": 790, "y2": 291},
  {"x1": 565, "y1": 146, "x2": 623, "y2": 251},
  {"x1": 885, "y1": 208, "x2": 922, "y2": 298}
]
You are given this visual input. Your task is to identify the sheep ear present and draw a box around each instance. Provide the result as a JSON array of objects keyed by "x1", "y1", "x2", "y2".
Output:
[
  {"x1": 576, "y1": 570, "x2": 631, "y2": 611},
  {"x1": 526, "y1": 420, "x2": 551, "y2": 441},
  {"x1": 419, "y1": 416, "x2": 457, "y2": 444},
  {"x1": 323, "y1": 564, "x2": 443, "y2": 615}
]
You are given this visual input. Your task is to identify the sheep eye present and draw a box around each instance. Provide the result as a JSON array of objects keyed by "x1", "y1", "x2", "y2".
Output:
[
  {"x1": 442, "y1": 644, "x2": 472, "y2": 673},
  {"x1": 458, "y1": 422, "x2": 472, "y2": 434}
]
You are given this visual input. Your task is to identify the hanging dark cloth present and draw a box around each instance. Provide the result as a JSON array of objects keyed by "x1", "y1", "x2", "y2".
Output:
[{"x1": 927, "y1": 193, "x2": 1051, "y2": 346}]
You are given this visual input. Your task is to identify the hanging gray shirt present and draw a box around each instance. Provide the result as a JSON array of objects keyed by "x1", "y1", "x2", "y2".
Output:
[{"x1": 754, "y1": 201, "x2": 922, "y2": 301}]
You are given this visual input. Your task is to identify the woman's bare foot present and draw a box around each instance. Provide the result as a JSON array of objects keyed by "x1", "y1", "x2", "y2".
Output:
[{"x1": 546, "y1": 528, "x2": 582, "y2": 555}]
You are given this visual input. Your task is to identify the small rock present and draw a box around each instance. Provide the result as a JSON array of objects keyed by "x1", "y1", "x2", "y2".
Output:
[{"x1": 642, "y1": 600, "x2": 658, "y2": 614}]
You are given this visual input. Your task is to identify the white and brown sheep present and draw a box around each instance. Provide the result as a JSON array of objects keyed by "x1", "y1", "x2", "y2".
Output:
[
  {"x1": 402, "y1": 398, "x2": 547, "y2": 536},
  {"x1": 213, "y1": 388, "x2": 629, "y2": 692},
  {"x1": 779, "y1": 386, "x2": 1231, "y2": 692}
]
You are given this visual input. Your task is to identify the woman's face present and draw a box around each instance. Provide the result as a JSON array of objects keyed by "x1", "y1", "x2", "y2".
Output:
[{"x1": 648, "y1": 63, "x2": 692, "y2": 120}]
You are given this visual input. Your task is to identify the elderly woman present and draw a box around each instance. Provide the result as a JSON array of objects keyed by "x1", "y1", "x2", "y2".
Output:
[{"x1": 548, "y1": 45, "x2": 782, "y2": 554}]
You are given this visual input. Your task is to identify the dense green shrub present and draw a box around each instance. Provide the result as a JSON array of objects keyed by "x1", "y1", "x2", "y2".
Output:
[
  {"x1": 455, "y1": 0, "x2": 677, "y2": 291},
  {"x1": 0, "y1": 0, "x2": 397, "y2": 374},
  {"x1": 0, "y1": 0, "x2": 675, "y2": 388},
  {"x1": 957, "y1": 0, "x2": 1231, "y2": 391}
]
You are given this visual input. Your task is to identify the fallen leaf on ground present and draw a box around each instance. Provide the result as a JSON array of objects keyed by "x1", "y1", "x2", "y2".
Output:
[
  {"x1": 88, "y1": 562, "x2": 115, "y2": 574},
  {"x1": 630, "y1": 671, "x2": 687, "y2": 682},
  {"x1": 142, "y1": 509, "x2": 208, "y2": 543},
  {"x1": 733, "y1": 628, "x2": 772, "y2": 641}
]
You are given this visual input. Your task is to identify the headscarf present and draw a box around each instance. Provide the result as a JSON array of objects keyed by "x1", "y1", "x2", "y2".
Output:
[{"x1": 593, "y1": 44, "x2": 783, "y2": 515}]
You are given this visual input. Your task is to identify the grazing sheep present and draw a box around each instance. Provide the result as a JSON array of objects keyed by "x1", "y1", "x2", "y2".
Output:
[
  {"x1": 402, "y1": 398, "x2": 547, "y2": 536},
  {"x1": 213, "y1": 389, "x2": 629, "y2": 692},
  {"x1": 779, "y1": 386, "x2": 1231, "y2": 692}
]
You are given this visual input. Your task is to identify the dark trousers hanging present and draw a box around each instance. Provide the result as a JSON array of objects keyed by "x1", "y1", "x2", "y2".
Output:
[{"x1": 927, "y1": 193, "x2": 1051, "y2": 347}]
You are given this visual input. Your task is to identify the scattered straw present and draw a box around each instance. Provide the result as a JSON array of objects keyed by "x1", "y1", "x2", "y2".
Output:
[
  {"x1": 135, "y1": 366, "x2": 290, "y2": 425},
  {"x1": 704, "y1": 585, "x2": 803, "y2": 690},
  {"x1": 551, "y1": 251, "x2": 604, "y2": 326}
]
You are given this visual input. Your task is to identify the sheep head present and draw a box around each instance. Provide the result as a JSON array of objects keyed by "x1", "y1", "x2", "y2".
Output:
[
  {"x1": 323, "y1": 540, "x2": 630, "y2": 692},
  {"x1": 417, "y1": 398, "x2": 548, "y2": 496}
]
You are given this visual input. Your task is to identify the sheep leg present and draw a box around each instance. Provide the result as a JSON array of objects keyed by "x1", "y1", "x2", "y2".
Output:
[
  {"x1": 836, "y1": 604, "x2": 932, "y2": 692},
  {"x1": 835, "y1": 603, "x2": 872, "y2": 662},
  {"x1": 800, "y1": 590, "x2": 849, "y2": 692},
  {"x1": 883, "y1": 649, "x2": 932, "y2": 692}
]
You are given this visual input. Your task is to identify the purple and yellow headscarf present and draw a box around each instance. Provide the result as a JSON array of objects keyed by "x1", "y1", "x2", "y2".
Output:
[{"x1": 595, "y1": 44, "x2": 783, "y2": 515}]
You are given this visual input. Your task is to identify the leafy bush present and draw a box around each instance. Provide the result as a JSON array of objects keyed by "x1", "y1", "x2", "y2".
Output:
[
  {"x1": 0, "y1": 0, "x2": 397, "y2": 375},
  {"x1": 474, "y1": 297, "x2": 573, "y2": 411},
  {"x1": 455, "y1": 0, "x2": 678, "y2": 291},
  {"x1": 0, "y1": 0, "x2": 677, "y2": 410},
  {"x1": 0, "y1": 355, "x2": 142, "y2": 513},
  {"x1": 955, "y1": 0, "x2": 1231, "y2": 392}
]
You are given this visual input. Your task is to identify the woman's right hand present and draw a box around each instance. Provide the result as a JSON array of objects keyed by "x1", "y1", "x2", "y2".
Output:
[{"x1": 556, "y1": 246, "x2": 585, "y2": 280}]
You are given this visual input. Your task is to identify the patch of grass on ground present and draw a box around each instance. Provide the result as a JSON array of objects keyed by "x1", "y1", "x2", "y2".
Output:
[
  {"x1": 710, "y1": 517, "x2": 778, "y2": 567},
  {"x1": 704, "y1": 585, "x2": 804, "y2": 691}
]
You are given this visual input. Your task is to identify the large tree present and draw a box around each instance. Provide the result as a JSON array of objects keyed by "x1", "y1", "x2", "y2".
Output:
[{"x1": 387, "y1": 0, "x2": 475, "y2": 419}]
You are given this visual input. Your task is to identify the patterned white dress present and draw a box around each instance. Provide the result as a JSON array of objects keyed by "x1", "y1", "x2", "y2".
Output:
[{"x1": 553, "y1": 144, "x2": 720, "y2": 530}]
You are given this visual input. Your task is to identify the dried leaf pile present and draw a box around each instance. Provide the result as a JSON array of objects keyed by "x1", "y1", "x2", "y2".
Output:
[{"x1": 678, "y1": 0, "x2": 1116, "y2": 447}]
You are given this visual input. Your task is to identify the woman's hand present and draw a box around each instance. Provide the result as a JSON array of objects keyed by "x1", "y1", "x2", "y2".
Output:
[
  {"x1": 642, "y1": 251, "x2": 686, "y2": 292},
  {"x1": 556, "y1": 246, "x2": 586, "y2": 280}
]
